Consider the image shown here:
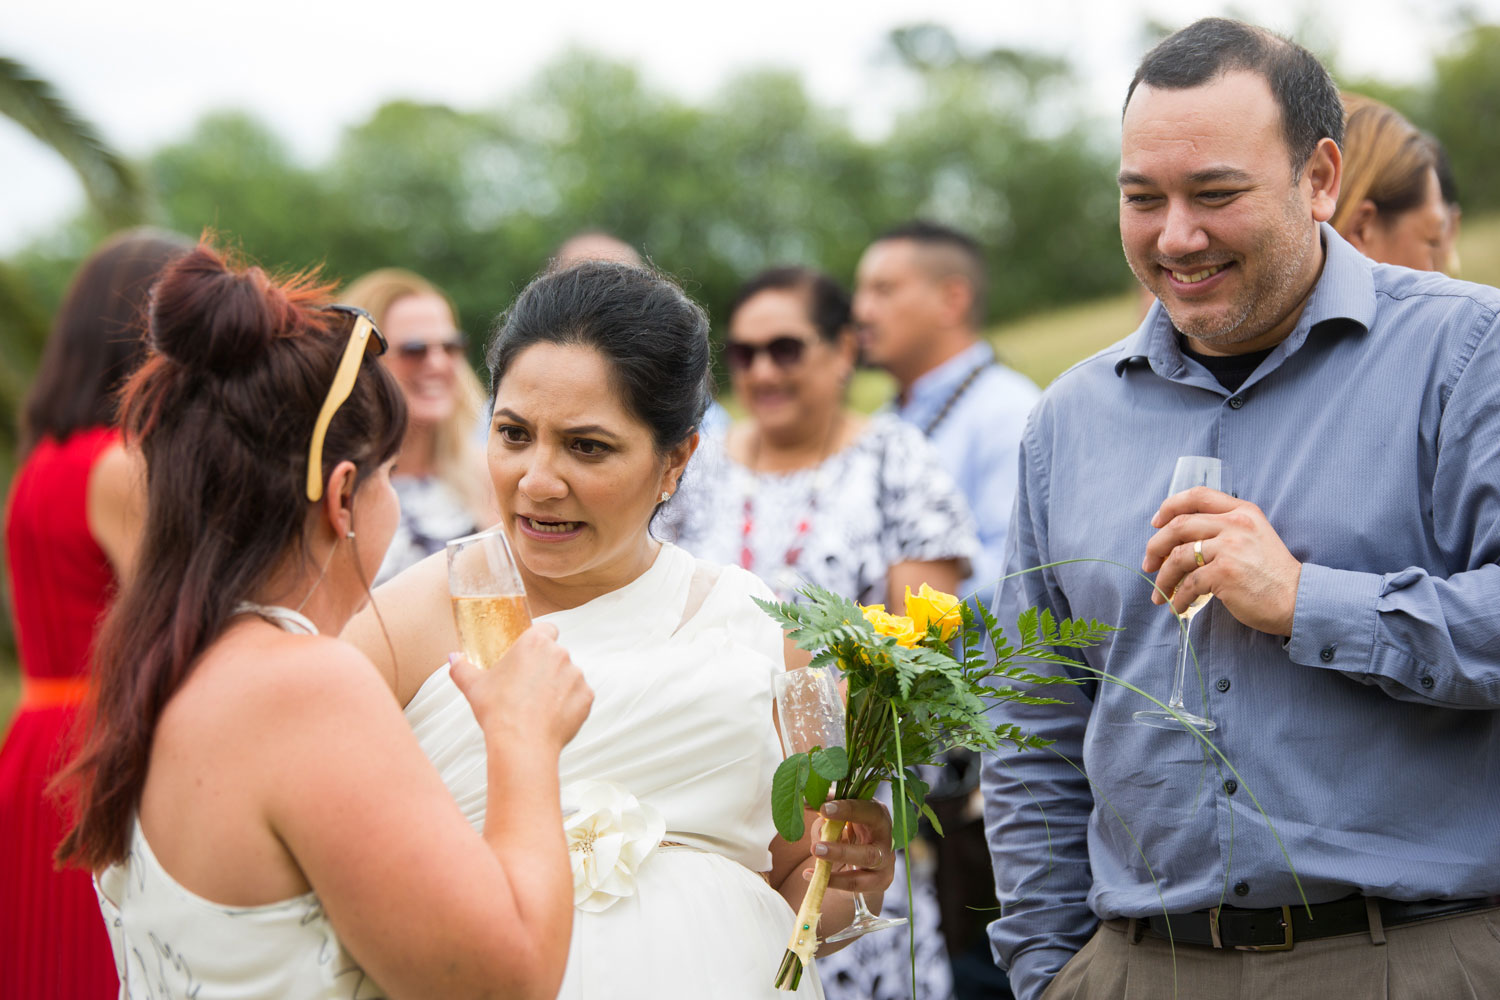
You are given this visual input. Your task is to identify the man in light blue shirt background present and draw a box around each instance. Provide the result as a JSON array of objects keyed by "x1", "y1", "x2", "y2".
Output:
[
  {"x1": 983, "y1": 17, "x2": 1500, "y2": 1000},
  {"x1": 854, "y1": 221, "x2": 1040, "y2": 609}
]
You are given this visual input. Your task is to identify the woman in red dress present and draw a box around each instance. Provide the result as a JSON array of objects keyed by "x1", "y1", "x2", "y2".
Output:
[{"x1": 1, "y1": 229, "x2": 189, "y2": 998}]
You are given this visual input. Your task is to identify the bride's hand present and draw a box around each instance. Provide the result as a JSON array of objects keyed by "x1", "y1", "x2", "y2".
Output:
[
  {"x1": 450, "y1": 623, "x2": 593, "y2": 752},
  {"x1": 813, "y1": 799, "x2": 896, "y2": 894}
]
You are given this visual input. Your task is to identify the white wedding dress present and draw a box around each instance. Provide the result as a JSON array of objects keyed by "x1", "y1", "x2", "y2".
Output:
[{"x1": 405, "y1": 542, "x2": 824, "y2": 999}]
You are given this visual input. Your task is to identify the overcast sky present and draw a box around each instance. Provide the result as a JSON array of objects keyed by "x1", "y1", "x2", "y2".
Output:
[{"x1": 3, "y1": 0, "x2": 1492, "y2": 251}]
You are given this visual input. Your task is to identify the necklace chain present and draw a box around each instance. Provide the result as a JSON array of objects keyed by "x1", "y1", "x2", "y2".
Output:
[{"x1": 922, "y1": 360, "x2": 993, "y2": 437}]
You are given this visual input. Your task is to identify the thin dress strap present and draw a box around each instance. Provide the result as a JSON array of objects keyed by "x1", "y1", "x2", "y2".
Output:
[{"x1": 232, "y1": 601, "x2": 319, "y2": 636}]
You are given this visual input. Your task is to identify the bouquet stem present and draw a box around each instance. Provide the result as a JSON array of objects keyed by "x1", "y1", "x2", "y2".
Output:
[{"x1": 772, "y1": 818, "x2": 846, "y2": 991}]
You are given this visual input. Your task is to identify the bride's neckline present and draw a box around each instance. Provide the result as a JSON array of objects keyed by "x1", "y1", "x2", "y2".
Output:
[{"x1": 232, "y1": 601, "x2": 319, "y2": 636}]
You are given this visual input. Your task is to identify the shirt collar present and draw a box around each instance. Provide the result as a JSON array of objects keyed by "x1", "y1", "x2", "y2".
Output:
[
  {"x1": 899, "y1": 341, "x2": 995, "y2": 420},
  {"x1": 1114, "y1": 223, "x2": 1376, "y2": 385}
]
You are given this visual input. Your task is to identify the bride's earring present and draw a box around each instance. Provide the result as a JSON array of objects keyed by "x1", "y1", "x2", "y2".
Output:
[{"x1": 659, "y1": 491, "x2": 672, "y2": 502}]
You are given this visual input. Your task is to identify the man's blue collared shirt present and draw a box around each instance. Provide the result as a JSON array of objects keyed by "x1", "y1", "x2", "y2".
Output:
[
  {"x1": 982, "y1": 226, "x2": 1500, "y2": 1000},
  {"x1": 896, "y1": 341, "x2": 1039, "y2": 604}
]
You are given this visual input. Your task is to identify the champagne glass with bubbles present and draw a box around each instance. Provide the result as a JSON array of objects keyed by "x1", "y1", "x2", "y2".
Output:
[
  {"x1": 1134, "y1": 456, "x2": 1225, "y2": 732},
  {"x1": 774, "y1": 667, "x2": 907, "y2": 943},
  {"x1": 446, "y1": 525, "x2": 532, "y2": 670}
]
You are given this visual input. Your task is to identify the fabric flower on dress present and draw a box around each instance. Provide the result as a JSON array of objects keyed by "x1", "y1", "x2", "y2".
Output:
[{"x1": 563, "y1": 779, "x2": 666, "y2": 912}]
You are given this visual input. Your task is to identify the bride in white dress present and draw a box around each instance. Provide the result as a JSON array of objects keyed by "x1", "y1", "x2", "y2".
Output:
[{"x1": 348, "y1": 260, "x2": 896, "y2": 999}]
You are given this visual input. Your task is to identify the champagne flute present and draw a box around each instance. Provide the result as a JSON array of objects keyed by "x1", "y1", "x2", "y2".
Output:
[
  {"x1": 773, "y1": 667, "x2": 906, "y2": 944},
  {"x1": 446, "y1": 525, "x2": 532, "y2": 670},
  {"x1": 1134, "y1": 456, "x2": 1225, "y2": 732}
]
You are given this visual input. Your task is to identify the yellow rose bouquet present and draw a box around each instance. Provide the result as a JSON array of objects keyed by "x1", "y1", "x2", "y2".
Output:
[{"x1": 760, "y1": 583, "x2": 1114, "y2": 991}]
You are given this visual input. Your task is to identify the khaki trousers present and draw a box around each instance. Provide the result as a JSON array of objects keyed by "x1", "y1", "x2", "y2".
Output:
[{"x1": 1041, "y1": 907, "x2": 1500, "y2": 1000}]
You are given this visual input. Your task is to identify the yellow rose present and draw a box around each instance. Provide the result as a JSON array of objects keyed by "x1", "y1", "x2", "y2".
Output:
[
  {"x1": 904, "y1": 583, "x2": 963, "y2": 642},
  {"x1": 860, "y1": 603, "x2": 922, "y2": 648}
]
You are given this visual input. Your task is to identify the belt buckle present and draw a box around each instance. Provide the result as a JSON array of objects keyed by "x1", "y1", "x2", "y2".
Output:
[{"x1": 1234, "y1": 904, "x2": 1294, "y2": 952}]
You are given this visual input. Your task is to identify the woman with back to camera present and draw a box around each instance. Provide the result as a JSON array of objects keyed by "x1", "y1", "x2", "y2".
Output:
[
  {"x1": 1332, "y1": 94, "x2": 1450, "y2": 272},
  {"x1": 658, "y1": 267, "x2": 976, "y2": 1000},
  {"x1": 58, "y1": 240, "x2": 592, "y2": 998},
  {"x1": 1, "y1": 228, "x2": 189, "y2": 999},
  {"x1": 339, "y1": 268, "x2": 495, "y2": 582},
  {"x1": 345, "y1": 260, "x2": 896, "y2": 999}
]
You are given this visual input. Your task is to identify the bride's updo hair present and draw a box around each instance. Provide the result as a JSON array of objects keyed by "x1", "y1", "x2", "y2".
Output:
[
  {"x1": 485, "y1": 260, "x2": 710, "y2": 452},
  {"x1": 57, "y1": 238, "x2": 407, "y2": 870}
]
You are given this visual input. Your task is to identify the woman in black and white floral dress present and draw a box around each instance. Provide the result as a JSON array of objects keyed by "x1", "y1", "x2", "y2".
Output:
[{"x1": 658, "y1": 266, "x2": 977, "y2": 1000}]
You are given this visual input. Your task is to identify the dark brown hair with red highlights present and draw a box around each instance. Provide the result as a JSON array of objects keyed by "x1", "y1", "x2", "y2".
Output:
[{"x1": 55, "y1": 238, "x2": 407, "y2": 870}]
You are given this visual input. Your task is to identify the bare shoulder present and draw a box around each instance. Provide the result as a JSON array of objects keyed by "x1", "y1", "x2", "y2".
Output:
[{"x1": 341, "y1": 549, "x2": 456, "y2": 706}]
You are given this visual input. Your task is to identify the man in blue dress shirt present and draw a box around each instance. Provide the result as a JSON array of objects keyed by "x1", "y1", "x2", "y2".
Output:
[
  {"x1": 853, "y1": 220, "x2": 1041, "y2": 607},
  {"x1": 983, "y1": 17, "x2": 1500, "y2": 1000}
]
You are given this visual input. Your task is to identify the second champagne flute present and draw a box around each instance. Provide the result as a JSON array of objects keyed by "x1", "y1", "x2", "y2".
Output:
[
  {"x1": 1134, "y1": 456, "x2": 1225, "y2": 732},
  {"x1": 446, "y1": 525, "x2": 532, "y2": 670},
  {"x1": 773, "y1": 667, "x2": 906, "y2": 944}
]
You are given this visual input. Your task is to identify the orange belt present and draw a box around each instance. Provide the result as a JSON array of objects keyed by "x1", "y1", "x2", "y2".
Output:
[{"x1": 19, "y1": 675, "x2": 91, "y2": 711}]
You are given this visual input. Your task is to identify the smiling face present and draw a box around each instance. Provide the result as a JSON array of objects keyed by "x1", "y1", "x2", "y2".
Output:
[
  {"x1": 726, "y1": 288, "x2": 853, "y2": 444},
  {"x1": 1118, "y1": 71, "x2": 1339, "y2": 355},
  {"x1": 379, "y1": 292, "x2": 462, "y2": 426},
  {"x1": 487, "y1": 342, "x2": 692, "y2": 609}
]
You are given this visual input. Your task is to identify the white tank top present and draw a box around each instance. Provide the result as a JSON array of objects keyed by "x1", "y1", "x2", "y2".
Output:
[{"x1": 93, "y1": 603, "x2": 386, "y2": 998}]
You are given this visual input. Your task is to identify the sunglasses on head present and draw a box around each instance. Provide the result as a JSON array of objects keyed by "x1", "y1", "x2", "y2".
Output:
[
  {"x1": 393, "y1": 337, "x2": 467, "y2": 362},
  {"x1": 306, "y1": 304, "x2": 388, "y2": 503},
  {"x1": 724, "y1": 336, "x2": 809, "y2": 372}
]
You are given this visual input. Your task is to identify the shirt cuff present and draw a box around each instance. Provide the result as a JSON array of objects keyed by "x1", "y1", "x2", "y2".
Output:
[
  {"x1": 1286, "y1": 562, "x2": 1382, "y2": 673},
  {"x1": 1005, "y1": 944, "x2": 1081, "y2": 1000}
]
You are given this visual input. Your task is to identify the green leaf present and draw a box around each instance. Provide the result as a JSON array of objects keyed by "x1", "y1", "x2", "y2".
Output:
[
  {"x1": 810, "y1": 745, "x2": 849, "y2": 781},
  {"x1": 920, "y1": 800, "x2": 945, "y2": 837},
  {"x1": 892, "y1": 793, "x2": 920, "y2": 850},
  {"x1": 803, "y1": 769, "x2": 832, "y2": 811},
  {"x1": 772, "y1": 754, "x2": 811, "y2": 842}
]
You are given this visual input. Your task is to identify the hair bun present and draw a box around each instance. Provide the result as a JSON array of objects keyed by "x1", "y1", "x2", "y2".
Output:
[{"x1": 148, "y1": 244, "x2": 298, "y2": 376}]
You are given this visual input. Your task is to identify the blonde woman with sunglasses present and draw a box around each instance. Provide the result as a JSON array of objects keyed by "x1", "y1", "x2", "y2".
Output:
[
  {"x1": 59, "y1": 241, "x2": 592, "y2": 999},
  {"x1": 341, "y1": 268, "x2": 496, "y2": 582}
]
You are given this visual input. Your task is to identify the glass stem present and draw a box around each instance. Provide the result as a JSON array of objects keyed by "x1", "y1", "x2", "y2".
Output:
[
  {"x1": 851, "y1": 893, "x2": 875, "y2": 921},
  {"x1": 1169, "y1": 610, "x2": 1196, "y2": 711}
]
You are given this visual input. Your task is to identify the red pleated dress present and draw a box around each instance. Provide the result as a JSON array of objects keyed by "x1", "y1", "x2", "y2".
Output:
[{"x1": 1, "y1": 426, "x2": 122, "y2": 997}]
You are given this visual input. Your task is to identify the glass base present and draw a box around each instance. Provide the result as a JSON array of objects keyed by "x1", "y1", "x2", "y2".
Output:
[
  {"x1": 1133, "y1": 708, "x2": 1216, "y2": 732},
  {"x1": 824, "y1": 914, "x2": 908, "y2": 945}
]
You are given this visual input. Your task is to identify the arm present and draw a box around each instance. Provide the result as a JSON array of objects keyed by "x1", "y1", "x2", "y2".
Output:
[
  {"x1": 269, "y1": 626, "x2": 591, "y2": 1000},
  {"x1": 85, "y1": 441, "x2": 146, "y2": 581},
  {"x1": 1143, "y1": 311, "x2": 1500, "y2": 710},
  {"x1": 981, "y1": 422, "x2": 1098, "y2": 1000},
  {"x1": 887, "y1": 558, "x2": 963, "y2": 611}
]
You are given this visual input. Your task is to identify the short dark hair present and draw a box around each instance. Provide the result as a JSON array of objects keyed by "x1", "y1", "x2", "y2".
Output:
[
  {"x1": 873, "y1": 220, "x2": 988, "y2": 328},
  {"x1": 486, "y1": 260, "x2": 710, "y2": 453},
  {"x1": 728, "y1": 266, "x2": 851, "y2": 343},
  {"x1": 1125, "y1": 18, "x2": 1344, "y2": 177}
]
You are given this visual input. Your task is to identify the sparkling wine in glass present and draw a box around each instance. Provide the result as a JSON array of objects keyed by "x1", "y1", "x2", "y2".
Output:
[
  {"x1": 1134, "y1": 456, "x2": 1225, "y2": 733},
  {"x1": 446, "y1": 526, "x2": 532, "y2": 670},
  {"x1": 773, "y1": 667, "x2": 906, "y2": 944}
]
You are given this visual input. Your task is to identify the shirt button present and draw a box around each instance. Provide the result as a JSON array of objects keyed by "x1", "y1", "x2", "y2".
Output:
[
  {"x1": 1224, "y1": 779, "x2": 1238, "y2": 795},
  {"x1": 1228, "y1": 395, "x2": 1245, "y2": 409},
  {"x1": 1421, "y1": 675, "x2": 1435, "y2": 689},
  {"x1": 1234, "y1": 881, "x2": 1250, "y2": 897},
  {"x1": 1320, "y1": 646, "x2": 1335, "y2": 662},
  {"x1": 1216, "y1": 677, "x2": 1231, "y2": 693}
]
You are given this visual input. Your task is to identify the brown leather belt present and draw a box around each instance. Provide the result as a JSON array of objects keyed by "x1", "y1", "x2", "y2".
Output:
[{"x1": 1135, "y1": 896, "x2": 1495, "y2": 951}]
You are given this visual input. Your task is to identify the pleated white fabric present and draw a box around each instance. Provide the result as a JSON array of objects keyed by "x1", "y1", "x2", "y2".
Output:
[{"x1": 405, "y1": 542, "x2": 824, "y2": 999}]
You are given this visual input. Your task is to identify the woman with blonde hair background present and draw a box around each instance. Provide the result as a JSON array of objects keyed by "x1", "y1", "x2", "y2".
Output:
[
  {"x1": 340, "y1": 268, "x2": 495, "y2": 581},
  {"x1": 1332, "y1": 94, "x2": 1450, "y2": 273}
]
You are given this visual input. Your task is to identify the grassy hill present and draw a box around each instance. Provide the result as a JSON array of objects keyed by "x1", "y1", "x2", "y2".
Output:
[{"x1": 3, "y1": 216, "x2": 1500, "y2": 731}]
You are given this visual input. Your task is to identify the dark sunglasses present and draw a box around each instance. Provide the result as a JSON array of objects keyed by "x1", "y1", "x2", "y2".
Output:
[
  {"x1": 393, "y1": 337, "x2": 467, "y2": 362},
  {"x1": 724, "y1": 336, "x2": 809, "y2": 372}
]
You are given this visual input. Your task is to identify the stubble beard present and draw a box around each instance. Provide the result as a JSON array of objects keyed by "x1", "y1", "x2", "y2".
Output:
[{"x1": 1130, "y1": 197, "x2": 1317, "y2": 352}]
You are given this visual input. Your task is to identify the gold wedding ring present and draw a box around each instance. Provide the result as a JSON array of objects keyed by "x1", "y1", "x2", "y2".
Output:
[{"x1": 1194, "y1": 539, "x2": 1205, "y2": 567}]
